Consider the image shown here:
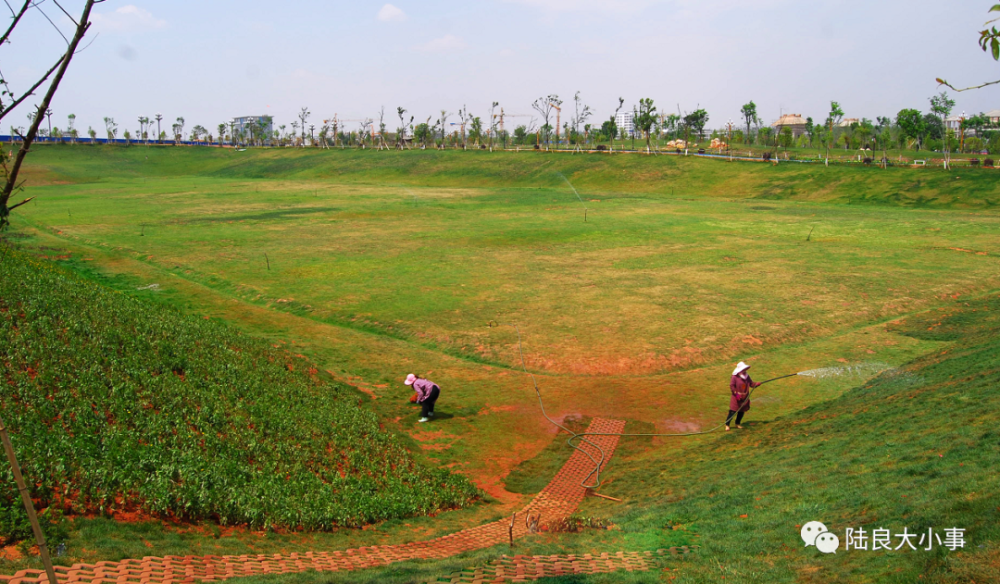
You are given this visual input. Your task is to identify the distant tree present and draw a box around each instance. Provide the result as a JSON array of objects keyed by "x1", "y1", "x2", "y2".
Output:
[
  {"x1": 570, "y1": 91, "x2": 592, "y2": 152},
  {"x1": 123, "y1": 129, "x2": 132, "y2": 146},
  {"x1": 804, "y1": 117, "x2": 815, "y2": 147},
  {"x1": 779, "y1": 126, "x2": 794, "y2": 150},
  {"x1": 683, "y1": 109, "x2": 709, "y2": 141},
  {"x1": 607, "y1": 97, "x2": 624, "y2": 151},
  {"x1": 740, "y1": 101, "x2": 758, "y2": 143},
  {"x1": 414, "y1": 121, "x2": 431, "y2": 148},
  {"x1": 217, "y1": 123, "x2": 227, "y2": 146},
  {"x1": 67, "y1": 113, "x2": 77, "y2": 144},
  {"x1": 173, "y1": 117, "x2": 185, "y2": 145},
  {"x1": 191, "y1": 125, "x2": 208, "y2": 142},
  {"x1": 298, "y1": 107, "x2": 311, "y2": 145},
  {"x1": 923, "y1": 113, "x2": 944, "y2": 141},
  {"x1": 155, "y1": 113, "x2": 163, "y2": 143},
  {"x1": 531, "y1": 94, "x2": 561, "y2": 150},
  {"x1": 824, "y1": 101, "x2": 844, "y2": 165},
  {"x1": 103, "y1": 117, "x2": 118, "y2": 143},
  {"x1": 929, "y1": 91, "x2": 956, "y2": 167},
  {"x1": 661, "y1": 113, "x2": 680, "y2": 140},
  {"x1": 395, "y1": 107, "x2": 407, "y2": 149},
  {"x1": 896, "y1": 109, "x2": 926, "y2": 150},
  {"x1": 438, "y1": 110, "x2": 450, "y2": 149},
  {"x1": 87, "y1": 126, "x2": 96, "y2": 144},
  {"x1": 634, "y1": 98, "x2": 657, "y2": 153},
  {"x1": 469, "y1": 116, "x2": 483, "y2": 147},
  {"x1": 513, "y1": 125, "x2": 528, "y2": 145}
]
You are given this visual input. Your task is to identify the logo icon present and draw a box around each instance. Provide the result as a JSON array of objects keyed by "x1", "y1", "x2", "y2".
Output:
[{"x1": 802, "y1": 520, "x2": 838, "y2": 554}]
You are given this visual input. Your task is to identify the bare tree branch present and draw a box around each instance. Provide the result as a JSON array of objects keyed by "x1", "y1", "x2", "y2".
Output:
[
  {"x1": 0, "y1": 0, "x2": 30, "y2": 46},
  {"x1": 6, "y1": 196, "x2": 32, "y2": 211},
  {"x1": 0, "y1": 55, "x2": 64, "y2": 122},
  {"x1": 936, "y1": 77, "x2": 1000, "y2": 92},
  {"x1": 50, "y1": 0, "x2": 77, "y2": 27},
  {"x1": 31, "y1": 1, "x2": 69, "y2": 44}
]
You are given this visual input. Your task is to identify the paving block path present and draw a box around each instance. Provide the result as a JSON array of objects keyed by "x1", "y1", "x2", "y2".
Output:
[
  {"x1": 1, "y1": 418, "x2": 627, "y2": 584},
  {"x1": 423, "y1": 547, "x2": 697, "y2": 583}
]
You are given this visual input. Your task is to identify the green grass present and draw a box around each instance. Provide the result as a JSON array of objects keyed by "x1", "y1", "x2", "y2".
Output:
[
  {"x1": 0, "y1": 249, "x2": 479, "y2": 543},
  {"x1": 4, "y1": 145, "x2": 1000, "y2": 581}
]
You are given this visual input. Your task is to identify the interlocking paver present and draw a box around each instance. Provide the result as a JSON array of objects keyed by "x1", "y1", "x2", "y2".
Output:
[{"x1": 0, "y1": 419, "x2": 627, "y2": 584}]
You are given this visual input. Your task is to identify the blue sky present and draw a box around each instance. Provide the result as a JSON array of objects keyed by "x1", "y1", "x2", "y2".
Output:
[{"x1": 5, "y1": 0, "x2": 1000, "y2": 136}]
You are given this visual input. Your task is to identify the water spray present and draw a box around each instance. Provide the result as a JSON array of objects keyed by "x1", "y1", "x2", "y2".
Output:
[{"x1": 555, "y1": 172, "x2": 588, "y2": 222}]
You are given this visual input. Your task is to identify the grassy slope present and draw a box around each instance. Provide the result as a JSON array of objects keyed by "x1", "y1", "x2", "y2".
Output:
[
  {"x1": 19, "y1": 144, "x2": 1000, "y2": 207},
  {"x1": 234, "y1": 294, "x2": 1000, "y2": 584},
  {"x1": 0, "y1": 249, "x2": 479, "y2": 543}
]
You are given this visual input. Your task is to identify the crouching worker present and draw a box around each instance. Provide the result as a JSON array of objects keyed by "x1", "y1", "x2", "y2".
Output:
[
  {"x1": 404, "y1": 373, "x2": 440, "y2": 423},
  {"x1": 727, "y1": 361, "x2": 760, "y2": 431}
]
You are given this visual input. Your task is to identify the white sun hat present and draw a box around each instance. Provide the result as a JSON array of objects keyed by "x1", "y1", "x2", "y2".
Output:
[
  {"x1": 404, "y1": 373, "x2": 417, "y2": 385},
  {"x1": 732, "y1": 361, "x2": 751, "y2": 376}
]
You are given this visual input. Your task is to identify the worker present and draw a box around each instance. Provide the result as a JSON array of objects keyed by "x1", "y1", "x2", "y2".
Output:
[
  {"x1": 727, "y1": 361, "x2": 760, "y2": 431},
  {"x1": 404, "y1": 373, "x2": 440, "y2": 423}
]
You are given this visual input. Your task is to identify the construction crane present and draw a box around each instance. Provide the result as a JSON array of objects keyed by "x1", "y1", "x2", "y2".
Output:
[{"x1": 549, "y1": 102, "x2": 562, "y2": 149}]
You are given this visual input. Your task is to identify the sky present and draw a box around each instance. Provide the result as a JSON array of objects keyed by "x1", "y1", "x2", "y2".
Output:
[{"x1": 4, "y1": 0, "x2": 1000, "y2": 137}]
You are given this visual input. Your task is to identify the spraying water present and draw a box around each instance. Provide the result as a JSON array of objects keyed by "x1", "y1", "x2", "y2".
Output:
[
  {"x1": 555, "y1": 172, "x2": 586, "y2": 204},
  {"x1": 796, "y1": 361, "x2": 894, "y2": 380}
]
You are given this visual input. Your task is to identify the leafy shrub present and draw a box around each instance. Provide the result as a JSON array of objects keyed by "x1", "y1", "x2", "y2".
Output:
[{"x1": 0, "y1": 250, "x2": 480, "y2": 545}]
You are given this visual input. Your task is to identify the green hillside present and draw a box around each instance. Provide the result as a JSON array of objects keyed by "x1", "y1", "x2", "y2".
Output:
[
  {"x1": 0, "y1": 249, "x2": 479, "y2": 545},
  {"x1": 20, "y1": 144, "x2": 1000, "y2": 209}
]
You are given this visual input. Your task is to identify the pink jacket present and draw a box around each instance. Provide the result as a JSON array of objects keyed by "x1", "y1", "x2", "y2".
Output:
[
  {"x1": 412, "y1": 378, "x2": 439, "y2": 403},
  {"x1": 730, "y1": 373, "x2": 759, "y2": 412}
]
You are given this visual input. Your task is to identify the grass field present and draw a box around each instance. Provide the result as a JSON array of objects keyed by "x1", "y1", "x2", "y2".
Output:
[{"x1": 3, "y1": 144, "x2": 1000, "y2": 581}]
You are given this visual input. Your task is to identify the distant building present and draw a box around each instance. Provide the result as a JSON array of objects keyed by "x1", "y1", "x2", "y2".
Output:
[
  {"x1": 771, "y1": 113, "x2": 808, "y2": 138},
  {"x1": 986, "y1": 109, "x2": 1000, "y2": 124},
  {"x1": 614, "y1": 111, "x2": 635, "y2": 137},
  {"x1": 837, "y1": 117, "x2": 860, "y2": 128},
  {"x1": 232, "y1": 115, "x2": 273, "y2": 138},
  {"x1": 944, "y1": 115, "x2": 963, "y2": 132}
]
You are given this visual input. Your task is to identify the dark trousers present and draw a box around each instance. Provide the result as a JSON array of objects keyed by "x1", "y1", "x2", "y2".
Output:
[
  {"x1": 420, "y1": 386, "x2": 440, "y2": 417},
  {"x1": 726, "y1": 410, "x2": 745, "y2": 426}
]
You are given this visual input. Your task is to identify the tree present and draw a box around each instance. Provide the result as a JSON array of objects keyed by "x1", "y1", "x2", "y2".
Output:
[
  {"x1": 937, "y1": 5, "x2": 1000, "y2": 91},
  {"x1": 1, "y1": 0, "x2": 103, "y2": 233},
  {"x1": 513, "y1": 125, "x2": 528, "y2": 145},
  {"x1": 570, "y1": 91, "x2": 592, "y2": 152},
  {"x1": 438, "y1": 110, "x2": 450, "y2": 149},
  {"x1": 779, "y1": 126, "x2": 794, "y2": 150},
  {"x1": 155, "y1": 113, "x2": 163, "y2": 143},
  {"x1": 191, "y1": 125, "x2": 208, "y2": 142},
  {"x1": 217, "y1": 123, "x2": 227, "y2": 146},
  {"x1": 173, "y1": 117, "x2": 185, "y2": 145},
  {"x1": 298, "y1": 107, "x2": 310, "y2": 145},
  {"x1": 740, "y1": 101, "x2": 758, "y2": 143},
  {"x1": 634, "y1": 98, "x2": 657, "y2": 153},
  {"x1": 87, "y1": 126, "x2": 96, "y2": 144},
  {"x1": 531, "y1": 94, "x2": 561, "y2": 150},
  {"x1": 67, "y1": 113, "x2": 76, "y2": 144},
  {"x1": 103, "y1": 117, "x2": 117, "y2": 143},
  {"x1": 804, "y1": 117, "x2": 815, "y2": 147},
  {"x1": 608, "y1": 97, "x2": 624, "y2": 152},
  {"x1": 683, "y1": 109, "x2": 709, "y2": 141},
  {"x1": 395, "y1": 107, "x2": 407, "y2": 149},
  {"x1": 929, "y1": 91, "x2": 956, "y2": 167},
  {"x1": 824, "y1": 101, "x2": 844, "y2": 165},
  {"x1": 896, "y1": 109, "x2": 926, "y2": 150},
  {"x1": 469, "y1": 116, "x2": 483, "y2": 147}
]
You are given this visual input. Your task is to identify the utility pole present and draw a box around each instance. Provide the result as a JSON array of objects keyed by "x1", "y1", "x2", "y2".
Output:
[{"x1": 0, "y1": 415, "x2": 58, "y2": 584}]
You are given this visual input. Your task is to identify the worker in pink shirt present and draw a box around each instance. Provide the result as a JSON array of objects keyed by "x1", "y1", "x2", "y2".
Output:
[{"x1": 404, "y1": 373, "x2": 441, "y2": 423}]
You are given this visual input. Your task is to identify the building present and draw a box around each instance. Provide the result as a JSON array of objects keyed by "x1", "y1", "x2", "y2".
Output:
[
  {"x1": 986, "y1": 109, "x2": 1000, "y2": 124},
  {"x1": 837, "y1": 117, "x2": 860, "y2": 128},
  {"x1": 614, "y1": 111, "x2": 634, "y2": 137},
  {"x1": 771, "y1": 113, "x2": 808, "y2": 138},
  {"x1": 231, "y1": 115, "x2": 273, "y2": 139}
]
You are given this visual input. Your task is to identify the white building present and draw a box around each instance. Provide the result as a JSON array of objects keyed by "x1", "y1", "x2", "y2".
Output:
[{"x1": 614, "y1": 111, "x2": 635, "y2": 138}]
